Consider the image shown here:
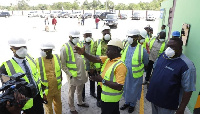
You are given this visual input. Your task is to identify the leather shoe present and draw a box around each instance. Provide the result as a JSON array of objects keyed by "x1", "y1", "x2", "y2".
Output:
[
  {"x1": 120, "y1": 104, "x2": 129, "y2": 110},
  {"x1": 142, "y1": 80, "x2": 149, "y2": 85},
  {"x1": 96, "y1": 101, "x2": 101, "y2": 107},
  {"x1": 70, "y1": 110, "x2": 78, "y2": 114},
  {"x1": 77, "y1": 103, "x2": 89, "y2": 107},
  {"x1": 90, "y1": 93, "x2": 97, "y2": 98},
  {"x1": 128, "y1": 106, "x2": 135, "y2": 113}
]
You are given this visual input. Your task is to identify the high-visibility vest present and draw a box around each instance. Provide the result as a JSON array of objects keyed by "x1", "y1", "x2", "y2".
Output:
[
  {"x1": 82, "y1": 40, "x2": 94, "y2": 64},
  {"x1": 149, "y1": 38, "x2": 165, "y2": 56},
  {"x1": 101, "y1": 59, "x2": 124, "y2": 102},
  {"x1": 2, "y1": 55, "x2": 43, "y2": 110},
  {"x1": 36, "y1": 54, "x2": 62, "y2": 96},
  {"x1": 142, "y1": 36, "x2": 150, "y2": 49},
  {"x1": 77, "y1": 41, "x2": 87, "y2": 69},
  {"x1": 94, "y1": 39, "x2": 102, "y2": 69},
  {"x1": 63, "y1": 43, "x2": 78, "y2": 77},
  {"x1": 121, "y1": 44, "x2": 144, "y2": 78}
]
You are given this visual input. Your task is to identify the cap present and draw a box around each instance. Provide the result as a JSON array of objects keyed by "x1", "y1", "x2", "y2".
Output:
[
  {"x1": 8, "y1": 37, "x2": 27, "y2": 47},
  {"x1": 127, "y1": 29, "x2": 140, "y2": 36},
  {"x1": 40, "y1": 42, "x2": 55, "y2": 49},
  {"x1": 140, "y1": 29, "x2": 147, "y2": 38},
  {"x1": 83, "y1": 29, "x2": 92, "y2": 34},
  {"x1": 107, "y1": 39, "x2": 123, "y2": 49},
  {"x1": 102, "y1": 25, "x2": 110, "y2": 31},
  {"x1": 172, "y1": 31, "x2": 180, "y2": 37},
  {"x1": 69, "y1": 29, "x2": 80, "y2": 37}
]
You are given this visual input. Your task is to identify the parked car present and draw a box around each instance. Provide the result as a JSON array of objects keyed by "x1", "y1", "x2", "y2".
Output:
[
  {"x1": 99, "y1": 12, "x2": 114, "y2": 20},
  {"x1": 93, "y1": 12, "x2": 102, "y2": 18},
  {"x1": 50, "y1": 11, "x2": 61, "y2": 18},
  {"x1": 69, "y1": 11, "x2": 82, "y2": 18},
  {"x1": 40, "y1": 13, "x2": 50, "y2": 18},
  {"x1": 0, "y1": 12, "x2": 11, "y2": 17},
  {"x1": 83, "y1": 13, "x2": 92, "y2": 19},
  {"x1": 119, "y1": 14, "x2": 127, "y2": 19},
  {"x1": 28, "y1": 11, "x2": 39, "y2": 17},
  {"x1": 146, "y1": 14, "x2": 155, "y2": 21},
  {"x1": 132, "y1": 12, "x2": 140, "y2": 20},
  {"x1": 104, "y1": 14, "x2": 118, "y2": 28},
  {"x1": 57, "y1": 12, "x2": 69, "y2": 18}
]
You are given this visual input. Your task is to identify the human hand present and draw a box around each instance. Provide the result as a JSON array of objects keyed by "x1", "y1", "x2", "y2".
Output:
[
  {"x1": 89, "y1": 73, "x2": 103, "y2": 82},
  {"x1": 176, "y1": 108, "x2": 184, "y2": 114},
  {"x1": 43, "y1": 94, "x2": 48, "y2": 104},
  {"x1": 74, "y1": 46, "x2": 85, "y2": 55}
]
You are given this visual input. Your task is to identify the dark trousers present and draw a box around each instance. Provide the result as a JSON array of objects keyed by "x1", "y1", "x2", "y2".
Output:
[
  {"x1": 101, "y1": 101, "x2": 120, "y2": 114},
  {"x1": 145, "y1": 60, "x2": 154, "y2": 81},
  {"x1": 23, "y1": 93, "x2": 44, "y2": 114},
  {"x1": 81, "y1": 20, "x2": 84, "y2": 25},
  {"x1": 97, "y1": 85, "x2": 102, "y2": 101},
  {"x1": 82, "y1": 72, "x2": 95, "y2": 99}
]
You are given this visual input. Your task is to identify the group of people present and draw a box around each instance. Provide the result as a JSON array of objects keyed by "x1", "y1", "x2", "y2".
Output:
[
  {"x1": 0, "y1": 24, "x2": 196, "y2": 114},
  {"x1": 44, "y1": 16, "x2": 57, "y2": 32}
]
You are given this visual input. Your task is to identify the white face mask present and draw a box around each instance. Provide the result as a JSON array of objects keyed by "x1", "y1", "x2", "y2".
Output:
[
  {"x1": 127, "y1": 37, "x2": 133, "y2": 44},
  {"x1": 165, "y1": 47, "x2": 175, "y2": 58},
  {"x1": 85, "y1": 37, "x2": 92, "y2": 42},
  {"x1": 140, "y1": 39, "x2": 145, "y2": 43},
  {"x1": 40, "y1": 50, "x2": 47, "y2": 57},
  {"x1": 160, "y1": 39, "x2": 165, "y2": 42},
  {"x1": 16, "y1": 47, "x2": 27, "y2": 58},
  {"x1": 72, "y1": 38, "x2": 80, "y2": 45},
  {"x1": 104, "y1": 34, "x2": 111, "y2": 41}
]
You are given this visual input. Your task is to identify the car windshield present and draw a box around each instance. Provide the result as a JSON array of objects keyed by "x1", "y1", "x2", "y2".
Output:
[
  {"x1": 148, "y1": 14, "x2": 153, "y2": 16},
  {"x1": 2, "y1": 12, "x2": 9, "y2": 14},
  {"x1": 106, "y1": 14, "x2": 117, "y2": 19},
  {"x1": 133, "y1": 13, "x2": 140, "y2": 16}
]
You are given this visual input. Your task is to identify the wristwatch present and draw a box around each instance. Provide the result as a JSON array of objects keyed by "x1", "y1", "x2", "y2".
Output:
[{"x1": 102, "y1": 79, "x2": 106, "y2": 85}]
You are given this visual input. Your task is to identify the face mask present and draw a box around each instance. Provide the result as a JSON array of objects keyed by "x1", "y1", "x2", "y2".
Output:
[
  {"x1": 140, "y1": 39, "x2": 145, "y2": 43},
  {"x1": 85, "y1": 37, "x2": 92, "y2": 42},
  {"x1": 40, "y1": 50, "x2": 47, "y2": 57},
  {"x1": 16, "y1": 47, "x2": 27, "y2": 58},
  {"x1": 72, "y1": 38, "x2": 80, "y2": 45},
  {"x1": 104, "y1": 34, "x2": 111, "y2": 41},
  {"x1": 165, "y1": 47, "x2": 175, "y2": 58},
  {"x1": 127, "y1": 37, "x2": 133, "y2": 44},
  {"x1": 160, "y1": 39, "x2": 165, "y2": 42}
]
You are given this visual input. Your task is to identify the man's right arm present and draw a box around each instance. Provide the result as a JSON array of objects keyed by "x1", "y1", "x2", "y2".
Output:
[{"x1": 0, "y1": 64, "x2": 8, "y2": 84}]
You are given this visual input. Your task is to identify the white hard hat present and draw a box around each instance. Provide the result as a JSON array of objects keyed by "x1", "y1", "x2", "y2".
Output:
[
  {"x1": 8, "y1": 37, "x2": 27, "y2": 47},
  {"x1": 40, "y1": 42, "x2": 55, "y2": 49},
  {"x1": 83, "y1": 29, "x2": 92, "y2": 34},
  {"x1": 140, "y1": 29, "x2": 147, "y2": 38},
  {"x1": 69, "y1": 29, "x2": 80, "y2": 37},
  {"x1": 107, "y1": 39, "x2": 123, "y2": 49},
  {"x1": 102, "y1": 25, "x2": 110, "y2": 31},
  {"x1": 127, "y1": 29, "x2": 140, "y2": 36}
]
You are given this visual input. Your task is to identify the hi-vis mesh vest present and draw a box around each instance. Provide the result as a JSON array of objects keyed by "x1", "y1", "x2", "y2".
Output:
[
  {"x1": 149, "y1": 38, "x2": 165, "y2": 57},
  {"x1": 143, "y1": 36, "x2": 150, "y2": 49},
  {"x1": 94, "y1": 39, "x2": 102, "y2": 69},
  {"x1": 36, "y1": 54, "x2": 62, "y2": 96},
  {"x1": 121, "y1": 44, "x2": 144, "y2": 78},
  {"x1": 101, "y1": 59, "x2": 124, "y2": 102},
  {"x1": 2, "y1": 55, "x2": 43, "y2": 110}
]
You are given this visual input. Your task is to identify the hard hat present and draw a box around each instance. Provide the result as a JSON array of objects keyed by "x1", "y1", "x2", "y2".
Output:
[
  {"x1": 107, "y1": 39, "x2": 123, "y2": 49},
  {"x1": 40, "y1": 42, "x2": 55, "y2": 49},
  {"x1": 127, "y1": 29, "x2": 140, "y2": 36},
  {"x1": 83, "y1": 29, "x2": 92, "y2": 34},
  {"x1": 102, "y1": 25, "x2": 110, "y2": 31},
  {"x1": 69, "y1": 29, "x2": 80, "y2": 37},
  {"x1": 140, "y1": 29, "x2": 147, "y2": 38},
  {"x1": 172, "y1": 31, "x2": 180, "y2": 37},
  {"x1": 8, "y1": 37, "x2": 27, "y2": 47}
]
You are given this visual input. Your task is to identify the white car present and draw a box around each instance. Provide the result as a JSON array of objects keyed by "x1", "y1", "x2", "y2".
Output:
[
  {"x1": 146, "y1": 14, "x2": 155, "y2": 21},
  {"x1": 69, "y1": 12, "x2": 82, "y2": 18},
  {"x1": 28, "y1": 11, "x2": 39, "y2": 17}
]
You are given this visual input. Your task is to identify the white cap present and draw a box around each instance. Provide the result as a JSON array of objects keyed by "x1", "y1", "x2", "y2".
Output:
[
  {"x1": 140, "y1": 29, "x2": 147, "y2": 38},
  {"x1": 107, "y1": 39, "x2": 123, "y2": 49},
  {"x1": 102, "y1": 25, "x2": 110, "y2": 31},
  {"x1": 127, "y1": 29, "x2": 140, "y2": 36},
  {"x1": 83, "y1": 29, "x2": 92, "y2": 34},
  {"x1": 8, "y1": 37, "x2": 27, "y2": 47},
  {"x1": 69, "y1": 29, "x2": 80, "y2": 37},
  {"x1": 40, "y1": 42, "x2": 55, "y2": 49}
]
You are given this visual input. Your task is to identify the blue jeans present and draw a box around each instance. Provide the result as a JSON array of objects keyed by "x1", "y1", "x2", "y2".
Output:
[
  {"x1": 96, "y1": 23, "x2": 98, "y2": 29},
  {"x1": 125, "y1": 102, "x2": 136, "y2": 107}
]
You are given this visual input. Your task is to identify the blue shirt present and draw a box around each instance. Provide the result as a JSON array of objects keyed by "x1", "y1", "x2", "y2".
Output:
[{"x1": 146, "y1": 53, "x2": 196, "y2": 110}]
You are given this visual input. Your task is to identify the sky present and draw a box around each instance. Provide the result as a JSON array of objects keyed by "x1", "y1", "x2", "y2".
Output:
[{"x1": 0, "y1": 0, "x2": 153, "y2": 6}]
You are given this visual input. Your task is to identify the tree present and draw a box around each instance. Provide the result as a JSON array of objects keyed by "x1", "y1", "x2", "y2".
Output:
[
  {"x1": 72, "y1": 0, "x2": 80, "y2": 10},
  {"x1": 115, "y1": 3, "x2": 127, "y2": 10},
  {"x1": 17, "y1": 0, "x2": 30, "y2": 10}
]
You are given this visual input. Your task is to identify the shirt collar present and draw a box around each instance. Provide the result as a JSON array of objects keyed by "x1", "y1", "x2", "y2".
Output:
[
  {"x1": 109, "y1": 57, "x2": 121, "y2": 62},
  {"x1": 13, "y1": 56, "x2": 26, "y2": 64}
]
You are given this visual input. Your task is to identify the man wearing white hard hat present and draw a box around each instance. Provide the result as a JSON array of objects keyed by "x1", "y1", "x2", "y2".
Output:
[
  {"x1": 139, "y1": 29, "x2": 149, "y2": 50},
  {"x1": 91, "y1": 25, "x2": 111, "y2": 107},
  {"x1": 74, "y1": 39, "x2": 127, "y2": 114},
  {"x1": 81, "y1": 29, "x2": 97, "y2": 101},
  {"x1": 60, "y1": 29, "x2": 89, "y2": 114},
  {"x1": 35, "y1": 42, "x2": 62, "y2": 114},
  {"x1": 120, "y1": 29, "x2": 149, "y2": 113},
  {"x1": 0, "y1": 38, "x2": 44, "y2": 114}
]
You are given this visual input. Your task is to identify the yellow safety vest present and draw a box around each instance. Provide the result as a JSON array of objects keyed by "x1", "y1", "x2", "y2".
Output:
[
  {"x1": 36, "y1": 54, "x2": 62, "y2": 96},
  {"x1": 149, "y1": 38, "x2": 165, "y2": 56},
  {"x1": 77, "y1": 41, "x2": 87, "y2": 69},
  {"x1": 94, "y1": 39, "x2": 102, "y2": 69},
  {"x1": 101, "y1": 59, "x2": 124, "y2": 102},
  {"x1": 121, "y1": 44, "x2": 144, "y2": 78},
  {"x1": 2, "y1": 55, "x2": 43, "y2": 110}
]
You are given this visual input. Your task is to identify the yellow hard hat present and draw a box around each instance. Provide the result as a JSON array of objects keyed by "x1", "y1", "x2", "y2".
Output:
[{"x1": 107, "y1": 39, "x2": 123, "y2": 49}]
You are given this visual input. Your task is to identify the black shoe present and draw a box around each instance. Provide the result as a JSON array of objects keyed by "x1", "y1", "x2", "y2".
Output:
[
  {"x1": 142, "y1": 80, "x2": 149, "y2": 85},
  {"x1": 96, "y1": 101, "x2": 101, "y2": 108},
  {"x1": 90, "y1": 93, "x2": 97, "y2": 98},
  {"x1": 120, "y1": 104, "x2": 129, "y2": 110},
  {"x1": 128, "y1": 106, "x2": 135, "y2": 113}
]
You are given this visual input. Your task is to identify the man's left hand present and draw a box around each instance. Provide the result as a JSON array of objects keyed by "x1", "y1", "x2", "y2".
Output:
[
  {"x1": 176, "y1": 108, "x2": 184, "y2": 114},
  {"x1": 89, "y1": 73, "x2": 103, "y2": 82}
]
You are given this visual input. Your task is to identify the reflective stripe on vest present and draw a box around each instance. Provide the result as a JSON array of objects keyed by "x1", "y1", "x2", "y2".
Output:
[
  {"x1": 64, "y1": 43, "x2": 78, "y2": 77},
  {"x1": 101, "y1": 59, "x2": 124, "y2": 102},
  {"x1": 36, "y1": 54, "x2": 62, "y2": 96},
  {"x1": 77, "y1": 42, "x2": 86, "y2": 69},
  {"x1": 149, "y1": 38, "x2": 165, "y2": 56},
  {"x1": 121, "y1": 44, "x2": 144, "y2": 78},
  {"x1": 3, "y1": 56, "x2": 43, "y2": 110},
  {"x1": 94, "y1": 39, "x2": 102, "y2": 69}
]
